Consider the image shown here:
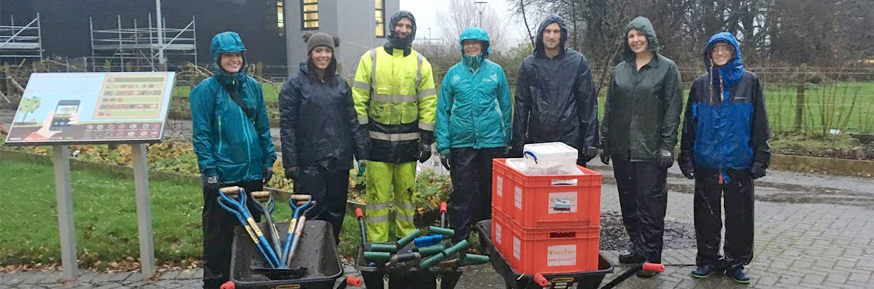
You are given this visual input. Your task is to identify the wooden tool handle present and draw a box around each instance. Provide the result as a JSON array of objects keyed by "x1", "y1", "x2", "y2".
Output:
[
  {"x1": 297, "y1": 200, "x2": 316, "y2": 206},
  {"x1": 219, "y1": 186, "x2": 241, "y2": 193},
  {"x1": 290, "y1": 195, "x2": 311, "y2": 201}
]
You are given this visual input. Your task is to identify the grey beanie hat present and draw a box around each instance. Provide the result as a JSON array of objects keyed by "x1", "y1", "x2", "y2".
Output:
[{"x1": 303, "y1": 32, "x2": 339, "y2": 54}]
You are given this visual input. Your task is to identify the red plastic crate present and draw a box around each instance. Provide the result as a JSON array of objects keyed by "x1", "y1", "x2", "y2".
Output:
[
  {"x1": 492, "y1": 158, "x2": 602, "y2": 228},
  {"x1": 500, "y1": 212, "x2": 601, "y2": 274},
  {"x1": 491, "y1": 207, "x2": 508, "y2": 255}
]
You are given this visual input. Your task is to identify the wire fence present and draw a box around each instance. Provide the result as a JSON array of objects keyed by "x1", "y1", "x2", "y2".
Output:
[{"x1": 3, "y1": 59, "x2": 874, "y2": 135}]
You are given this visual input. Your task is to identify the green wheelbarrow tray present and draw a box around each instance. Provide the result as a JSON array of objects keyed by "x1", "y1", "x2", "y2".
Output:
[{"x1": 354, "y1": 241, "x2": 465, "y2": 289}]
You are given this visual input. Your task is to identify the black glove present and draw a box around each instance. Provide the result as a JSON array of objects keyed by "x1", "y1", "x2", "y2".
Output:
[
  {"x1": 262, "y1": 167, "x2": 273, "y2": 183},
  {"x1": 599, "y1": 147, "x2": 610, "y2": 165},
  {"x1": 582, "y1": 146, "x2": 598, "y2": 162},
  {"x1": 205, "y1": 175, "x2": 220, "y2": 192},
  {"x1": 679, "y1": 159, "x2": 695, "y2": 179},
  {"x1": 508, "y1": 144, "x2": 523, "y2": 158},
  {"x1": 440, "y1": 154, "x2": 451, "y2": 170},
  {"x1": 285, "y1": 166, "x2": 299, "y2": 181},
  {"x1": 657, "y1": 149, "x2": 674, "y2": 169},
  {"x1": 502, "y1": 146, "x2": 513, "y2": 158},
  {"x1": 418, "y1": 141, "x2": 432, "y2": 163},
  {"x1": 750, "y1": 162, "x2": 767, "y2": 179}
]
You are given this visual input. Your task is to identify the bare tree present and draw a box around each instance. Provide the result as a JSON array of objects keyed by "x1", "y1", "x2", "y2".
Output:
[{"x1": 437, "y1": 0, "x2": 508, "y2": 53}]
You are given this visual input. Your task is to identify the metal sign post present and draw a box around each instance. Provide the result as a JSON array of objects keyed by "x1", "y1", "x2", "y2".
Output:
[
  {"x1": 52, "y1": 145, "x2": 78, "y2": 281},
  {"x1": 132, "y1": 143, "x2": 155, "y2": 278}
]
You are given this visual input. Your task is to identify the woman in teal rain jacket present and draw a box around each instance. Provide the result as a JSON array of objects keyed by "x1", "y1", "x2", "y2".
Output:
[
  {"x1": 190, "y1": 31, "x2": 277, "y2": 288},
  {"x1": 436, "y1": 27, "x2": 512, "y2": 242}
]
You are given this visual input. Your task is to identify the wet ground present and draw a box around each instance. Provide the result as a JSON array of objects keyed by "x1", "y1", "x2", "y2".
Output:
[{"x1": 599, "y1": 211, "x2": 696, "y2": 251}]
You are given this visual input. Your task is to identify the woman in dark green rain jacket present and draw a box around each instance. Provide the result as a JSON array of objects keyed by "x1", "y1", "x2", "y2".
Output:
[
  {"x1": 600, "y1": 16, "x2": 683, "y2": 277},
  {"x1": 189, "y1": 31, "x2": 277, "y2": 288}
]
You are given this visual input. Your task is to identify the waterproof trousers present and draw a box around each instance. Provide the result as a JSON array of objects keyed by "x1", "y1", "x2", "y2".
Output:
[
  {"x1": 365, "y1": 161, "x2": 417, "y2": 242},
  {"x1": 694, "y1": 168, "x2": 755, "y2": 269},
  {"x1": 613, "y1": 158, "x2": 668, "y2": 263},
  {"x1": 202, "y1": 180, "x2": 263, "y2": 289},
  {"x1": 448, "y1": 147, "x2": 503, "y2": 242},
  {"x1": 294, "y1": 165, "x2": 350, "y2": 244}
]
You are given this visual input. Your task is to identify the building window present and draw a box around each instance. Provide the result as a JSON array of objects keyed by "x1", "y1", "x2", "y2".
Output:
[
  {"x1": 301, "y1": 0, "x2": 319, "y2": 30},
  {"x1": 375, "y1": 0, "x2": 385, "y2": 37},
  {"x1": 277, "y1": 1, "x2": 284, "y2": 29}
]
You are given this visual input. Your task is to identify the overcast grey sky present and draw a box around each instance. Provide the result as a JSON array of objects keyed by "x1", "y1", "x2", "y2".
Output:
[{"x1": 399, "y1": 0, "x2": 528, "y2": 45}]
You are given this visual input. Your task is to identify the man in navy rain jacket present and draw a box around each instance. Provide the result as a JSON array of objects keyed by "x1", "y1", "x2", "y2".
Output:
[{"x1": 512, "y1": 14, "x2": 598, "y2": 165}]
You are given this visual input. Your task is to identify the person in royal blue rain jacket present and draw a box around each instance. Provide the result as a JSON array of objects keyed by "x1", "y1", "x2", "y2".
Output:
[
  {"x1": 190, "y1": 31, "x2": 277, "y2": 289},
  {"x1": 679, "y1": 32, "x2": 770, "y2": 284}
]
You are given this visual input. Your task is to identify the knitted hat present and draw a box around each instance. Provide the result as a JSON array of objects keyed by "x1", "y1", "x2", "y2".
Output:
[{"x1": 303, "y1": 32, "x2": 339, "y2": 54}]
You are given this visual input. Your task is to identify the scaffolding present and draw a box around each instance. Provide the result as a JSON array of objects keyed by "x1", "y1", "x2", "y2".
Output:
[
  {"x1": 0, "y1": 14, "x2": 44, "y2": 60},
  {"x1": 90, "y1": 15, "x2": 197, "y2": 72}
]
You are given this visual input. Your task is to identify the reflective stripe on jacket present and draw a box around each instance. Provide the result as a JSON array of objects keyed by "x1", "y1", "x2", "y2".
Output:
[{"x1": 352, "y1": 47, "x2": 437, "y2": 163}]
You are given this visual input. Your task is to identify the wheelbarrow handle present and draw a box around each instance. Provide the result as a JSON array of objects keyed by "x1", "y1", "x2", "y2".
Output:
[
  {"x1": 440, "y1": 202, "x2": 447, "y2": 228},
  {"x1": 355, "y1": 208, "x2": 367, "y2": 243},
  {"x1": 642, "y1": 262, "x2": 665, "y2": 272},
  {"x1": 533, "y1": 273, "x2": 548, "y2": 287}
]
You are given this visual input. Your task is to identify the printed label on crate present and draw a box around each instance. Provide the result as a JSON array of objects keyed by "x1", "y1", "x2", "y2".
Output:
[
  {"x1": 514, "y1": 186, "x2": 523, "y2": 209},
  {"x1": 513, "y1": 236, "x2": 521, "y2": 260},
  {"x1": 551, "y1": 179, "x2": 578, "y2": 186},
  {"x1": 547, "y1": 245, "x2": 577, "y2": 267},
  {"x1": 496, "y1": 222, "x2": 502, "y2": 244},
  {"x1": 548, "y1": 192, "x2": 578, "y2": 214},
  {"x1": 497, "y1": 176, "x2": 503, "y2": 196}
]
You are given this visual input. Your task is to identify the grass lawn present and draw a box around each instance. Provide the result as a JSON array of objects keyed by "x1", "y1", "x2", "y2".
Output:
[
  {"x1": 0, "y1": 159, "x2": 366, "y2": 269},
  {"x1": 0, "y1": 160, "x2": 203, "y2": 269},
  {"x1": 595, "y1": 82, "x2": 874, "y2": 135},
  {"x1": 172, "y1": 83, "x2": 282, "y2": 102}
]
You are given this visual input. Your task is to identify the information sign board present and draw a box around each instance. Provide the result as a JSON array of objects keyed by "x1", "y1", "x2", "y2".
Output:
[{"x1": 5, "y1": 72, "x2": 175, "y2": 145}]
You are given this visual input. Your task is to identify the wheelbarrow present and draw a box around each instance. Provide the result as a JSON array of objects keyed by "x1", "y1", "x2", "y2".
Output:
[
  {"x1": 475, "y1": 220, "x2": 665, "y2": 289},
  {"x1": 227, "y1": 219, "x2": 359, "y2": 289},
  {"x1": 353, "y1": 202, "x2": 487, "y2": 289}
]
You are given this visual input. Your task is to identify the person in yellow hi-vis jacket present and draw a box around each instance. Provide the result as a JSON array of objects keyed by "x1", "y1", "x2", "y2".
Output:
[{"x1": 352, "y1": 10, "x2": 437, "y2": 242}]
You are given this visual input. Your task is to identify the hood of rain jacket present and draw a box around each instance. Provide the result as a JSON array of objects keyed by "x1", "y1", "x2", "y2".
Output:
[
  {"x1": 210, "y1": 31, "x2": 249, "y2": 86},
  {"x1": 621, "y1": 16, "x2": 660, "y2": 63},
  {"x1": 459, "y1": 27, "x2": 491, "y2": 71},
  {"x1": 533, "y1": 14, "x2": 568, "y2": 57},
  {"x1": 384, "y1": 10, "x2": 417, "y2": 56}
]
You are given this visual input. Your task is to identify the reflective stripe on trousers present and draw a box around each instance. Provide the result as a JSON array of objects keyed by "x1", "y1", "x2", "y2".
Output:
[{"x1": 364, "y1": 160, "x2": 418, "y2": 243}]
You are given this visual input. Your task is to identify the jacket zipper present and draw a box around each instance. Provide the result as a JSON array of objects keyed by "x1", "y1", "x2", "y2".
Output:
[
  {"x1": 217, "y1": 117, "x2": 223, "y2": 154},
  {"x1": 240, "y1": 98, "x2": 253, "y2": 178}
]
